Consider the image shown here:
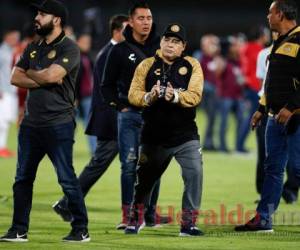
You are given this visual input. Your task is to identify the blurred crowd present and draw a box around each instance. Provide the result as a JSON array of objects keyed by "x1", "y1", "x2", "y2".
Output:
[
  {"x1": 0, "y1": 21, "x2": 271, "y2": 158},
  {"x1": 195, "y1": 26, "x2": 270, "y2": 153}
]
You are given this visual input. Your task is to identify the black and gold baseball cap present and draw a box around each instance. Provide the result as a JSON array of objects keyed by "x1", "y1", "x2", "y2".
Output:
[
  {"x1": 31, "y1": 0, "x2": 68, "y2": 26},
  {"x1": 162, "y1": 23, "x2": 186, "y2": 42}
]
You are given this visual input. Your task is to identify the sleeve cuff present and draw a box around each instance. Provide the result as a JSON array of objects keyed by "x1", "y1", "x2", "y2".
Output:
[
  {"x1": 171, "y1": 90, "x2": 179, "y2": 103},
  {"x1": 144, "y1": 93, "x2": 151, "y2": 106}
]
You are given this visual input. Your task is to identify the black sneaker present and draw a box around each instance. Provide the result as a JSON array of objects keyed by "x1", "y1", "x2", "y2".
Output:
[
  {"x1": 62, "y1": 228, "x2": 90, "y2": 242},
  {"x1": 0, "y1": 229, "x2": 28, "y2": 242},
  {"x1": 179, "y1": 225, "x2": 204, "y2": 237},
  {"x1": 124, "y1": 222, "x2": 145, "y2": 234},
  {"x1": 52, "y1": 200, "x2": 73, "y2": 222},
  {"x1": 234, "y1": 216, "x2": 273, "y2": 233}
]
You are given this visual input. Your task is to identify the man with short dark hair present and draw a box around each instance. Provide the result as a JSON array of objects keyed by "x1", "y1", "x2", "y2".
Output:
[
  {"x1": 125, "y1": 23, "x2": 204, "y2": 236},
  {"x1": 235, "y1": 0, "x2": 300, "y2": 233},
  {"x1": 0, "y1": 0, "x2": 90, "y2": 243},
  {"x1": 101, "y1": 2, "x2": 167, "y2": 229}
]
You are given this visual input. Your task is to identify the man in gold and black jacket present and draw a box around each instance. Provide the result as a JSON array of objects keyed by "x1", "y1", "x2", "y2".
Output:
[
  {"x1": 235, "y1": 0, "x2": 300, "y2": 233},
  {"x1": 125, "y1": 23, "x2": 204, "y2": 236}
]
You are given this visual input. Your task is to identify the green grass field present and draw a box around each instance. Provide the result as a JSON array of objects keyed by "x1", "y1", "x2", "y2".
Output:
[{"x1": 1, "y1": 110, "x2": 300, "y2": 249}]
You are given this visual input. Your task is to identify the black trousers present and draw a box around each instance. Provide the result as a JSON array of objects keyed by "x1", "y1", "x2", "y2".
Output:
[
  {"x1": 256, "y1": 114, "x2": 299, "y2": 201},
  {"x1": 256, "y1": 115, "x2": 268, "y2": 194},
  {"x1": 77, "y1": 139, "x2": 118, "y2": 196},
  {"x1": 282, "y1": 163, "x2": 299, "y2": 202},
  {"x1": 59, "y1": 139, "x2": 118, "y2": 208}
]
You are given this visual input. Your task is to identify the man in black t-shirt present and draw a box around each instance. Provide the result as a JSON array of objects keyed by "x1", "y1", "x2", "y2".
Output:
[{"x1": 0, "y1": 0, "x2": 90, "y2": 243}]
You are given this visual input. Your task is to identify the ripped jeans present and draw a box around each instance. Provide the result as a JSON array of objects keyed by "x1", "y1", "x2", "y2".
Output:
[{"x1": 118, "y1": 109, "x2": 143, "y2": 205}]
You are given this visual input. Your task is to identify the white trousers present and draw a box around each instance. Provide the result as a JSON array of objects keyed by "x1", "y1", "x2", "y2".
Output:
[{"x1": 0, "y1": 92, "x2": 18, "y2": 148}]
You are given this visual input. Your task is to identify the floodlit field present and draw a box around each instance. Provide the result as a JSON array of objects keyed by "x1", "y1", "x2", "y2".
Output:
[{"x1": 1, "y1": 110, "x2": 300, "y2": 250}]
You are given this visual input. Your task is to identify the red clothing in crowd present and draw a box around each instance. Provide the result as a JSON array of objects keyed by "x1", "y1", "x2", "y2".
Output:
[
  {"x1": 240, "y1": 41, "x2": 263, "y2": 92},
  {"x1": 200, "y1": 54, "x2": 220, "y2": 86},
  {"x1": 217, "y1": 59, "x2": 243, "y2": 99},
  {"x1": 79, "y1": 54, "x2": 93, "y2": 98}
]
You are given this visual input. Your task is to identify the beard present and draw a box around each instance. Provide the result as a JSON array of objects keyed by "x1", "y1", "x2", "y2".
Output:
[{"x1": 35, "y1": 19, "x2": 54, "y2": 37}]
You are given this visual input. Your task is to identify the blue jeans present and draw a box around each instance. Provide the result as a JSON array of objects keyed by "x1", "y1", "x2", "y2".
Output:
[
  {"x1": 218, "y1": 98, "x2": 244, "y2": 151},
  {"x1": 117, "y1": 109, "x2": 162, "y2": 222},
  {"x1": 12, "y1": 122, "x2": 88, "y2": 232},
  {"x1": 256, "y1": 117, "x2": 300, "y2": 225},
  {"x1": 118, "y1": 109, "x2": 143, "y2": 206},
  {"x1": 202, "y1": 82, "x2": 218, "y2": 149},
  {"x1": 77, "y1": 96, "x2": 97, "y2": 154},
  {"x1": 237, "y1": 88, "x2": 259, "y2": 151}
]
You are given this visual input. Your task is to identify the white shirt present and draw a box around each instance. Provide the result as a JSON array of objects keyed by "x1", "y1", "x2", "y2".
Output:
[
  {"x1": 0, "y1": 42, "x2": 16, "y2": 94},
  {"x1": 256, "y1": 46, "x2": 271, "y2": 97},
  {"x1": 111, "y1": 39, "x2": 118, "y2": 45}
]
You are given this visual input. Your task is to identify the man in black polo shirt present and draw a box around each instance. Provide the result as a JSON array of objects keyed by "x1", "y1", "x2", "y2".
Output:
[{"x1": 0, "y1": 0, "x2": 90, "y2": 243}]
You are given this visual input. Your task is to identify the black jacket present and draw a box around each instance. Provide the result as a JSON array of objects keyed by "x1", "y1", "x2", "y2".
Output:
[
  {"x1": 101, "y1": 25, "x2": 160, "y2": 111},
  {"x1": 265, "y1": 26, "x2": 300, "y2": 113},
  {"x1": 128, "y1": 51, "x2": 204, "y2": 147},
  {"x1": 85, "y1": 42, "x2": 118, "y2": 140}
]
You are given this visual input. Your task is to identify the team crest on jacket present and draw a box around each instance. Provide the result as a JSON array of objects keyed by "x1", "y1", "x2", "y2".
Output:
[
  {"x1": 179, "y1": 66, "x2": 188, "y2": 75},
  {"x1": 30, "y1": 50, "x2": 37, "y2": 59},
  {"x1": 47, "y1": 50, "x2": 56, "y2": 59},
  {"x1": 128, "y1": 53, "x2": 137, "y2": 62},
  {"x1": 154, "y1": 68, "x2": 161, "y2": 75},
  {"x1": 283, "y1": 44, "x2": 292, "y2": 53},
  {"x1": 171, "y1": 25, "x2": 180, "y2": 33}
]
